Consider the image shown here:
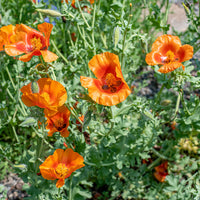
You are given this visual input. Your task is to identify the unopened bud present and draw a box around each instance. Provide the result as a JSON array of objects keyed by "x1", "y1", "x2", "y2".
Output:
[
  {"x1": 161, "y1": 99, "x2": 172, "y2": 106},
  {"x1": 31, "y1": 81, "x2": 39, "y2": 93},
  {"x1": 36, "y1": 9, "x2": 62, "y2": 17},
  {"x1": 130, "y1": 3, "x2": 132, "y2": 7}
]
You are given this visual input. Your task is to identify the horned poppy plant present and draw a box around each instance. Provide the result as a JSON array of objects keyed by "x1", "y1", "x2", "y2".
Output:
[
  {"x1": 0, "y1": 25, "x2": 16, "y2": 51},
  {"x1": 45, "y1": 105, "x2": 70, "y2": 137},
  {"x1": 80, "y1": 52, "x2": 131, "y2": 106},
  {"x1": 145, "y1": 35, "x2": 193, "y2": 73},
  {"x1": 21, "y1": 78, "x2": 67, "y2": 115},
  {"x1": 154, "y1": 161, "x2": 168, "y2": 182},
  {"x1": 5, "y1": 22, "x2": 58, "y2": 62},
  {"x1": 39, "y1": 148, "x2": 85, "y2": 188}
]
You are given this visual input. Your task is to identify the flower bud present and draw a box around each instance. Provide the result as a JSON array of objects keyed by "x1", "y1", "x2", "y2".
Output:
[{"x1": 36, "y1": 9, "x2": 62, "y2": 17}]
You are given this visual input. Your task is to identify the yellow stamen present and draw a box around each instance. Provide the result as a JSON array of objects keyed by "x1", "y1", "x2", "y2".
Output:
[
  {"x1": 55, "y1": 163, "x2": 68, "y2": 178},
  {"x1": 161, "y1": 50, "x2": 175, "y2": 63},
  {"x1": 105, "y1": 73, "x2": 120, "y2": 87},
  {"x1": 31, "y1": 37, "x2": 42, "y2": 50},
  {"x1": 166, "y1": 50, "x2": 175, "y2": 62}
]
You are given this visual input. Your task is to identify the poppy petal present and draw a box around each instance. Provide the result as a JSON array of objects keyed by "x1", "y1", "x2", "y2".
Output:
[
  {"x1": 61, "y1": 149, "x2": 85, "y2": 172},
  {"x1": 56, "y1": 179, "x2": 65, "y2": 188},
  {"x1": 88, "y1": 52, "x2": 121, "y2": 79},
  {"x1": 158, "y1": 62, "x2": 182, "y2": 73},
  {"x1": 80, "y1": 76, "x2": 131, "y2": 106},
  {"x1": 5, "y1": 43, "x2": 25, "y2": 56},
  {"x1": 37, "y1": 22, "x2": 53, "y2": 47},
  {"x1": 40, "y1": 50, "x2": 58, "y2": 62},
  {"x1": 39, "y1": 166, "x2": 57, "y2": 180},
  {"x1": 152, "y1": 35, "x2": 181, "y2": 53},
  {"x1": 19, "y1": 51, "x2": 36, "y2": 62},
  {"x1": 177, "y1": 44, "x2": 193, "y2": 62},
  {"x1": 60, "y1": 129, "x2": 70, "y2": 138}
]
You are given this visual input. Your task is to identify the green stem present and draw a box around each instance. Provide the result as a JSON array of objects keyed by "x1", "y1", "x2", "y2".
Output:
[
  {"x1": 151, "y1": 148, "x2": 173, "y2": 161},
  {"x1": 164, "y1": 0, "x2": 169, "y2": 32},
  {"x1": 147, "y1": 144, "x2": 172, "y2": 170},
  {"x1": 77, "y1": 0, "x2": 91, "y2": 29},
  {"x1": 11, "y1": 123, "x2": 19, "y2": 143},
  {"x1": 105, "y1": 107, "x2": 114, "y2": 136},
  {"x1": 171, "y1": 91, "x2": 181, "y2": 121},
  {"x1": 91, "y1": 3, "x2": 96, "y2": 55},
  {"x1": 65, "y1": 103, "x2": 83, "y2": 125},
  {"x1": 32, "y1": 126, "x2": 53, "y2": 149},
  {"x1": 121, "y1": 4, "x2": 132, "y2": 69},
  {"x1": 6, "y1": 66, "x2": 16, "y2": 90},
  {"x1": 77, "y1": 25, "x2": 92, "y2": 48},
  {"x1": 180, "y1": 90, "x2": 191, "y2": 115},
  {"x1": 69, "y1": 173, "x2": 73, "y2": 200},
  {"x1": 156, "y1": 84, "x2": 165, "y2": 103},
  {"x1": 51, "y1": 40, "x2": 69, "y2": 64}
]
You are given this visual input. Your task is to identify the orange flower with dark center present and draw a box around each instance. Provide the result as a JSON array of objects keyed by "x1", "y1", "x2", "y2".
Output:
[
  {"x1": 39, "y1": 148, "x2": 85, "y2": 188},
  {"x1": 146, "y1": 35, "x2": 193, "y2": 73},
  {"x1": 21, "y1": 78, "x2": 67, "y2": 114},
  {"x1": 4, "y1": 22, "x2": 58, "y2": 62},
  {"x1": 80, "y1": 52, "x2": 131, "y2": 106},
  {"x1": 154, "y1": 161, "x2": 168, "y2": 182},
  {"x1": 45, "y1": 105, "x2": 70, "y2": 137},
  {"x1": 0, "y1": 25, "x2": 16, "y2": 51}
]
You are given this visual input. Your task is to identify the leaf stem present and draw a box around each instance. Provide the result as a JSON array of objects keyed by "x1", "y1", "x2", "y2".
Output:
[
  {"x1": 91, "y1": 2, "x2": 96, "y2": 55},
  {"x1": 121, "y1": 4, "x2": 132, "y2": 69},
  {"x1": 77, "y1": 0, "x2": 91, "y2": 29},
  {"x1": 51, "y1": 39, "x2": 69, "y2": 64}
]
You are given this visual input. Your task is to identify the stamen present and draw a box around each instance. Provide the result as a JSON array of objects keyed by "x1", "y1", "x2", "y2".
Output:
[
  {"x1": 102, "y1": 85, "x2": 109, "y2": 90},
  {"x1": 31, "y1": 37, "x2": 42, "y2": 50},
  {"x1": 55, "y1": 163, "x2": 68, "y2": 178},
  {"x1": 110, "y1": 87, "x2": 117, "y2": 93},
  {"x1": 161, "y1": 50, "x2": 176, "y2": 64},
  {"x1": 105, "y1": 73, "x2": 122, "y2": 87}
]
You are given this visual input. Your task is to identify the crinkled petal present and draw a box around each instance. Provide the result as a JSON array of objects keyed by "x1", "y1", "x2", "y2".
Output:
[
  {"x1": 80, "y1": 76, "x2": 131, "y2": 106},
  {"x1": 88, "y1": 52, "x2": 121, "y2": 79},
  {"x1": 158, "y1": 62, "x2": 183, "y2": 73},
  {"x1": 38, "y1": 22, "x2": 53, "y2": 47},
  {"x1": 177, "y1": 44, "x2": 193, "y2": 62},
  {"x1": 152, "y1": 35, "x2": 181, "y2": 54},
  {"x1": 40, "y1": 50, "x2": 58, "y2": 62},
  {"x1": 56, "y1": 179, "x2": 65, "y2": 188},
  {"x1": 39, "y1": 166, "x2": 57, "y2": 180}
]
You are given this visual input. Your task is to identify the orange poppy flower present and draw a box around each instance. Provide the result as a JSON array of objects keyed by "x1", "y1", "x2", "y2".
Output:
[
  {"x1": 0, "y1": 25, "x2": 16, "y2": 51},
  {"x1": 39, "y1": 148, "x2": 85, "y2": 188},
  {"x1": 80, "y1": 52, "x2": 131, "y2": 106},
  {"x1": 45, "y1": 105, "x2": 70, "y2": 137},
  {"x1": 146, "y1": 35, "x2": 193, "y2": 73},
  {"x1": 4, "y1": 22, "x2": 58, "y2": 62},
  {"x1": 21, "y1": 78, "x2": 67, "y2": 114},
  {"x1": 154, "y1": 161, "x2": 168, "y2": 182}
]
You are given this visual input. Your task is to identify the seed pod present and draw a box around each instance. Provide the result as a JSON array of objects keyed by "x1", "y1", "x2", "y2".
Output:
[
  {"x1": 161, "y1": 99, "x2": 172, "y2": 106},
  {"x1": 31, "y1": 81, "x2": 39, "y2": 93},
  {"x1": 113, "y1": 26, "x2": 121, "y2": 48},
  {"x1": 36, "y1": 9, "x2": 62, "y2": 17}
]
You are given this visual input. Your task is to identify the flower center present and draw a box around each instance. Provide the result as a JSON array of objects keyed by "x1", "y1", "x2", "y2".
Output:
[
  {"x1": 30, "y1": 37, "x2": 42, "y2": 50},
  {"x1": 55, "y1": 163, "x2": 69, "y2": 178},
  {"x1": 102, "y1": 73, "x2": 122, "y2": 93},
  {"x1": 53, "y1": 118, "x2": 67, "y2": 131},
  {"x1": 161, "y1": 50, "x2": 177, "y2": 64}
]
